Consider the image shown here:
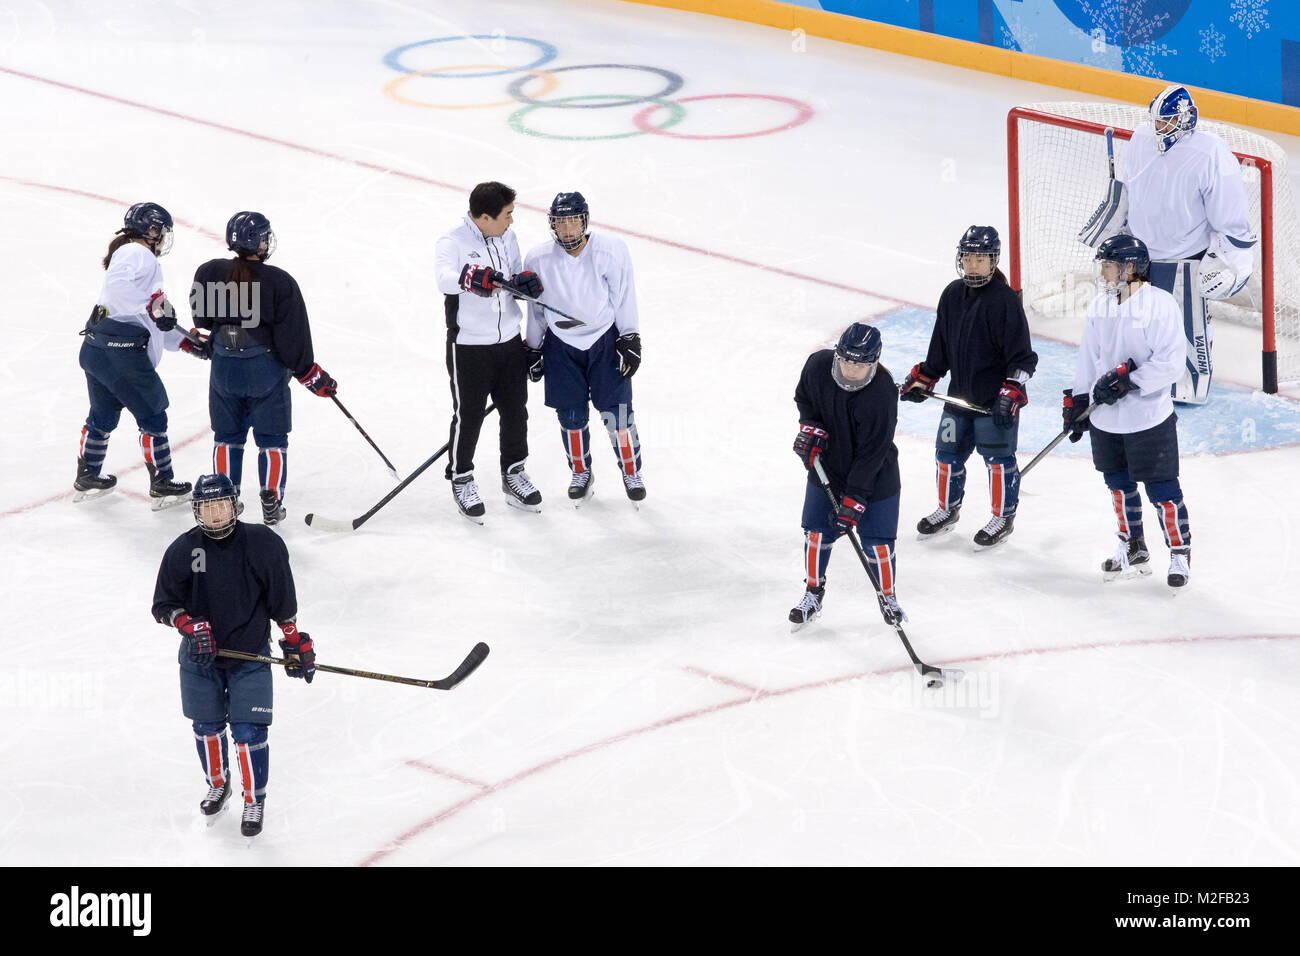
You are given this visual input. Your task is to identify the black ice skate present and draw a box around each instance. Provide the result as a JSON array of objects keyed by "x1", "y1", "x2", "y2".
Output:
[
  {"x1": 568, "y1": 470, "x2": 595, "y2": 507},
  {"x1": 501, "y1": 461, "x2": 542, "y2": 513},
  {"x1": 1167, "y1": 546, "x2": 1191, "y2": 590},
  {"x1": 200, "y1": 781, "x2": 231, "y2": 817},
  {"x1": 916, "y1": 505, "x2": 960, "y2": 540},
  {"x1": 452, "y1": 472, "x2": 485, "y2": 524},
  {"x1": 260, "y1": 489, "x2": 286, "y2": 525},
  {"x1": 1102, "y1": 534, "x2": 1152, "y2": 581},
  {"x1": 789, "y1": 585, "x2": 824, "y2": 632},
  {"x1": 621, "y1": 472, "x2": 646, "y2": 507},
  {"x1": 72, "y1": 457, "x2": 117, "y2": 503},
  {"x1": 240, "y1": 800, "x2": 264, "y2": 837},
  {"x1": 973, "y1": 514, "x2": 1015, "y2": 549},
  {"x1": 146, "y1": 463, "x2": 192, "y2": 511}
]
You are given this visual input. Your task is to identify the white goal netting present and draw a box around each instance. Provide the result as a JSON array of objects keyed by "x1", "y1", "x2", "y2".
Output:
[{"x1": 1009, "y1": 102, "x2": 1300, "y2": 390}]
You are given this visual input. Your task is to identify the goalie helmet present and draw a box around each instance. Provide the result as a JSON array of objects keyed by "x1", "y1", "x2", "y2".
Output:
[
  {"x1": 226, "y1": 211, "x2": 276, "y2": 260},
  {"x1": 1095, "y1": 234, "x2": 1150, "y2": 294},
  {"x1": 549, "y1": 192, "x2": 589, "y2": 252},
  {"x1": 1149, "y1": 85, "x2": 1197, "y2": 153},
  {"x1": 192, "y1": 473, "x2": 239, "y2": 540},
  {"x1": 121, "y1": 202, "x2": 174, "y2": 257},
  {"x1": 832, "y1": 322, "x2": 882, "y2": 392},
  {"x1": 955, "y1": 225, "x2": 1000, "y2": 288}
]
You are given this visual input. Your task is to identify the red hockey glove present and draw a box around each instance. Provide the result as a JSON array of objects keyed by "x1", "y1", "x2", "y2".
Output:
[
  {"x1": 278, "y1": 621, "x2": 316, "y2": 683},
  {"x1": 175, "y1": 613, "x2": 215, "y2": 666},
  {"x1": 459, "y1": 264, "x2": 504, "y2": 298},
  {"x1": 792, "y1": 423, "x2": 828, "y2": 469},
  {"x1": 297, "y1": 362, "x2": 337, "y2": 398},
  {"x1": 900, "y1": 363, "x2": 938, "y2": 403}
]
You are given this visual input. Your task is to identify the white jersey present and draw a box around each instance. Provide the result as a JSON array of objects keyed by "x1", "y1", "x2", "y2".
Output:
[
  {"x1": 434, "y1": 214, "x2": 524, "y2": 346},
  {"x1": 1123, "y1": 125, "x2": 1254, "y2": 260},
  {"x1": 98, "y1": 241, "x2": 186, "y2": 368},
  {"x1": 1074, "y1": 282, "x2": 1185, "y2": 434},
  {"x1": 522, "y1": 232, "x2": 639, "y2": 351}
]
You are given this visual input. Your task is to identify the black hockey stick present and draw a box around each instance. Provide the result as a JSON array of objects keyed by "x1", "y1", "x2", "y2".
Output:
[
  {"x1": 812, "y1": 458, "x2": 961, "y2": 689},
  {"x1": 500, "y1": 281, "x2": 586, "y2": 329},
  {"x1": 1019, "y1": 401, "x2": 1097, "y2": 479},
  {"x1": 332, "y1": 395, "x2": 401, "y2": 480},
  {"x1": 216, "y1": 642, "x2": 489, "y2": 690},
  {"x1": 917, "y1": 391, "x2": 990, "y2": 415},
  {"x1": 305, "y1": 405, "x2": 497, "y2": 532}
]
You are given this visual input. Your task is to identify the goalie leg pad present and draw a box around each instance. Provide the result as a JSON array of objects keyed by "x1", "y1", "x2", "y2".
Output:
[
  {"x1": 1077, "y1": 180, "x2": 1128, "y2": 248},
  {"x1": 1166, "y1": 261, "x2": 1212, "y2": 405}
]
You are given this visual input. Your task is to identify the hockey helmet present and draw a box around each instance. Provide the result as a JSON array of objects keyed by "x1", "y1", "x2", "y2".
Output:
[
  {"x1": 226, "y1": 211, "x2": 276, "y2": 261},
  {"x1": 121, "y1": 202, "x2": 174, "y2": 257},
  {"x1": 1149, "y1": 85, "x2": 1197, "y2": 154},
  {"x1": 549, "y1": 192, "x2": 589, "y2": 252},
  {"x1": 1095, "y1": 234, "x2": 1151, "y2": 294},
  {"x1": 956, "y1": 225, "x2": 1000, "y2": 288},
  {"x1": 832, "y1": 322, "x2": 882, "y2": 392},
  {"x1": 192, "y1": 473, "x2": 239, "y2": 540}
]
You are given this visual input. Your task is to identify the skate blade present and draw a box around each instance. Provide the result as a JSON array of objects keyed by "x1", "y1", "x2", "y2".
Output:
[
  {"x1": 151, "y1": 493, "x2": 192, "y2": 512},
  {"x1": 915, "y1": 525, "x2": 957, "y2": 543},
  {"x1": 502, "y1": 495, "x2": 542, "y2": 514},
  {"x1": 72, "y1": 487, "x2": 115, "y2": 504},
  {"x1": 1102, "y1": 565, "x2": 1153, "y2": 582},
  {"x1": 457, "y1": 509, "x2": 485, "y2": 525},
  {"x1": 571, "y1": 490, "x2": 595, "y2": 508},
  {"x1": 971, "y1": 535, "x2": 1012, "y2": 552},
  {"x1": 789, "y1": 613, "x2": 820, "y2": 633}
]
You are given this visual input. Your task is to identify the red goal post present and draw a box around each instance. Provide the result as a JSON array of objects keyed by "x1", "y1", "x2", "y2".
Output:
[{"x1": 1007, "y1": 103, "x2": 1299, "y2": 394}]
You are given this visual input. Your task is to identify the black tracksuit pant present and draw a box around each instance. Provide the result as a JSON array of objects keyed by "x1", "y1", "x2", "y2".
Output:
[{"x1": 445, "y1": 332, "x2": 529, "y2": 479}]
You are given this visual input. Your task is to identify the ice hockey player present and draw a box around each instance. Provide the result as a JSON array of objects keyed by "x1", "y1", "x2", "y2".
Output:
[
  {"x1": 900, "y1": 226, "x2": 1038, "y2": 548},
  {"x1": 523, "y1": 192, "x2": 645, "y2": 507},
  {"x1": 182, "y1": 211, "x2": 336, "y2": 526},
  {"x1": 75, "y1": 202, "x2": 208, "y2": 507},
  {"x1": 151, "y1": 473, "x2": 316, "y2": 837},
  {"x1": 1065, "y1": 235, "x2": 1192, "y2": 589},
  {"x1": 434, "y1": 182, "x2": 542, "y2": 521},
  {"x1": 790, "y1": 323, "x2": 903, "y2": 630},
  {"x1": 1080, "y1": 85, "x2": 1255, "y2": 405}
]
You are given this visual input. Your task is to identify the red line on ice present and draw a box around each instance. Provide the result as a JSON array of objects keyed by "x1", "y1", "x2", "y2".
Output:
[{"x1": 359, "y1": 631, "x2": 1300, "y2": 865}]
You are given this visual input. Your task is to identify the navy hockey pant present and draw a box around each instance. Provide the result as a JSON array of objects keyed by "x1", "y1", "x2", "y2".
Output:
[
  {"x1": 210, "y1": 350, "x2": 291, "y2": 498},
  {"x1": 78, "y1": 330, "x2": 175, "y2": 479},
  {"x1": 545, "y1": 327, "x2": 640, "y2": 475},
  {"x1": 933, "y1": 409, "x2": 1020, "y2": 518},
  {"x1": 800, "y1": 483, "x2": 900, "y2": 596},
  {"x1": 1090, "y1": 414, "x2": 1190, "y2": 550},
  {"x1": 180, "y1": 652, "x2": 272, "y2": 804}
]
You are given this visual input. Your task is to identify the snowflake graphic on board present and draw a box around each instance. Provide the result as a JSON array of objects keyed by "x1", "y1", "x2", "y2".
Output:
[
  {"x1": 1077, "y1": 0, "x2": 1178, "y2": 78},
  {"x1": 1229, "y1": 0, "x2": 1269, "y2": 40},
  {"x1": 999, "y1": 14, "x2": 1038, "y2": 53},
  {"x1": 1199, "y1": 23, "x2": 1226, "y2": 63}
]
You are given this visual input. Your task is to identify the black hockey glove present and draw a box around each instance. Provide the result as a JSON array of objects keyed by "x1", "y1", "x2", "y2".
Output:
[
  {"x1": 179, "y1": 330, "x2": 211, "y2": 360},
  {"x1": 616, "y1": 333, "x2": 641, "y2": 378},
  {"x1": 526, "y1": 348, "x2": 545, "y2": 383},
  {"x1": 1092, "y1": 358, "x2": 1138, "y2": 406},
  {"x1": 148, "y1": 292, "x2": 177, "y2": 331},
  {"x1": 459, "y1": 264, "x2": 505, "y2": 298},
  {"x1": 175, "y1": 613, "x2": 215, "y2": 667},
  {"x1": 992, "y1": 379, "x2": 1027, "y2": 429},
  {"x1": 900, "y1": 363, "x2": 938, "y2": 403},
  {"x1": 1062, "y1": 389, "x2": 1088, "y2": 443},
  {"x1": 278, "y1": 622, "x2": 316, "y2": 684},
  {"x1": 507, "y1": 271, "x2": 544, "y2": 299},
  {"x1": 834, "y1": 495, "x2": 865, "y2": 533},
  {"x1": 793, "y1": 423, "x2": 828, "y2": 469},
  {"x1": 296, "y1": 362, "x2": 337, "y2": 398}
]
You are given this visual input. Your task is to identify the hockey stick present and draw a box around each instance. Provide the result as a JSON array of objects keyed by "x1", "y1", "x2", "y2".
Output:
[
  {"x1": 811, "y1": 458, "x2": 962, "y2": 689},
  {"x1": 501, "y1": 282, "x2": 587, "y2": 329},
  {"x1": 216, "y1": 641, "x2": 490, "y2": 691},
  {"x1": 332, "y1": 395, "x2": 401, "y2": 480},
  {"x1": 305, "y1": 405, "x2": 497, "y2": 532},
  {"x1": 1019, "y1": 401, "x2": 1097, "y2": 479},
  {"x1": 917, "y1": 391, "x2": 990, "y2": 415}
]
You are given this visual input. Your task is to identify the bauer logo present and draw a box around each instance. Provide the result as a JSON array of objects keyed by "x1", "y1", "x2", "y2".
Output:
[{"x1": 49, "y1": 886, "x2": 151, "y2": 936}]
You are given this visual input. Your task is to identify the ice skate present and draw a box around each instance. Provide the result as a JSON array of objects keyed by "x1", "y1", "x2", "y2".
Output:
[
  {"x1": 147, "y1": 463, "x2": 192, "y2": 511},
  {"x1": 240, "y1": 799, "x2": 264, "y2": 837},
  {"x1": 452, "y1": 472, "x2": 485, "y2": 524},
  {"x1": 501, "y1": 461, "x2": 542, "y2": 513},
  {"x1": 621, "y1": 472, "x2": 646, "y2": 508},
  {"x1": 260, "y1": 489, "x2": 286, "y2": 525},
  {"x1": 916, "y1": 505, "x2": 960, "y2": 540},
  {"x1": 973, "y1": 513, "x2": 1015, "y2": 549},
  {"x1": 200, "y1": 781, "x2": 231, "y2": 820},
  {"x1": 568, "y1": 470, "x2": 595, "y2": 507},
  {"x1": 1167, "y1": 546, "x2": 1191, "y2": 591},
  {"x1": 1102, "y1": 534, "x2": 1152, "y2": 582},
  {"x1": 72, "y1": 457, "x2": 117, "y2": 503},
  {"x1": 789, "y1": 585, "x2": 824, "y2": 632}
]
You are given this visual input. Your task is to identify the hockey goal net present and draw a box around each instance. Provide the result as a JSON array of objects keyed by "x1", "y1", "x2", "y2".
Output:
[{"x1": 1007, "y1": 102, "x2": 1300, "y2": 392}]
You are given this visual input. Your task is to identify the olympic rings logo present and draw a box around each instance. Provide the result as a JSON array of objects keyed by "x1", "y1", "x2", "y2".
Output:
[{"x1": 381, "y1": 35, "x2": 815, "y2": 141}]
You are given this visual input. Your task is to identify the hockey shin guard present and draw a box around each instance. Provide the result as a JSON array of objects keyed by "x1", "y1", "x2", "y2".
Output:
[
  {"x1": 192, "y1": 721, "x2": 229, "y2": 789},
  {"x1": 139, "y1": 430, "x2": 175, "y2": 480},
  {"x1": 558, "y1": 409, "x2": 593, "y2": 475},
  {"x1": 258, "y1": 447, "x2": 287, "y2": 500},
  {"x1": 600, "y1": 406, "x2": 642, "y2": 476},
  {"x1": 935, "y1": 454, "x2": 966, "y2": 512},
  {"x1": 213, "y1": 442, "x2": 246, "y2": 490},
  {"x1": 1104, "y1": 472, "x2": 1144, "y2": 540},
  {"x1": 231, "y1": 723, "x2": 268, "y2": 804},
  {"x1": 1146, "y1": 478, "x2": 1191, "y2": 550},
  {"x1": 985, "y1": 456, "x2": 1020, "y2": 518},
  {"x1": 860, "y1": 538, "x2": 898, "y2": 597},
  {"x1": 803, "y1": 530, "x2": 832, "y2": 588},
  {"x1": 79, "y1": 424, "x2": 111, "y2": 475}
]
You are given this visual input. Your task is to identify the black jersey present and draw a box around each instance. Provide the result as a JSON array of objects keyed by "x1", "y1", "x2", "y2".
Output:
[
  {"x1": 152, "y1": 522, "x2": 298, "y2": 668},
  {"x1": 191, "y1": 258, "x2": 316, "y2": 378},
  {"x1": 921, "y1": 274, "x2": 1038, "y2": 416},
  {"x1": 795, "y1": 350, "x2": 901, "y2": 502}
]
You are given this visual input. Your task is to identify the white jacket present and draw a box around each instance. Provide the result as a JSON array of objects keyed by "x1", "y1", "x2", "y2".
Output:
[
  {"x1": 522, "y1": 232, "x2": 639, "y2": 351},
  {"x1": 434, "y1": 214, "x2": 524, "y2": 345},
  {"x1": 98, "y1": 241, "x2": 186, "y2": 368}
]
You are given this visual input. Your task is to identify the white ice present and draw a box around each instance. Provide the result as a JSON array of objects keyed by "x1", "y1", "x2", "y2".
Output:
[{"x1": 1, "y1": 0, "x2": 1298, "y2": 866}]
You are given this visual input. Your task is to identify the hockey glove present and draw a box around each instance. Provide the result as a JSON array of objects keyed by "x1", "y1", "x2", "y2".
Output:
[
  {"x1": 277, "y1": 621, "x2": 316, "y2": 684},
  {"x1": 526, "y1": 348, "x2": 545, "y2": 383},
  {"x1": 1062, "y1": 389, "x2": 1088, "y2": 443},
  {"x1": 1092, "y1": 358, "x2": 1138, "y2": 406},
  {"x1": 992, "y1": 379, "x2": 1028, "y2": 428},
  {"x1": 900, "y1": 363, "x2": 938, "y2": 403},
  {"x1": 792, "y1": 423, "x2": 828, "y2": 469},
  {"x1": 459, "y1": 264, "x2": 505, "y2": 298},
  {"x1": 507, "y1": 271, "x2": 544, "y2": 299},
  {"x1": 834, "y1": 495, "x2": 865, "y2": 533},
  {"x1": 616, "y1": 333, "x2": 641, "y2": 378},
  {"x1": 179, "y1": 330, "x2": 211, "y2": 360},
  {"x1": 148, "y1": 291, "x2": 177, "y2": 331},
  {"x1": 175, "y1": 613, "x2": 215, "y2": 667},
  {"x1": 296, "y1": 362, "x2": 337, "y2": 398}
]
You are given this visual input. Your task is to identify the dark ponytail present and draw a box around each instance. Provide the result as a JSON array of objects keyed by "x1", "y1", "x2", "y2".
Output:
[{"x1": 102, "y1": 234, "x2": 136, "y2": 270}]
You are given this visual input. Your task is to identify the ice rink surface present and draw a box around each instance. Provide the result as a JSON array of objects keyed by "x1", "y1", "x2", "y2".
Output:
[{"x1": 1, "y1": 0, "x2": 1298, "y2": 866}]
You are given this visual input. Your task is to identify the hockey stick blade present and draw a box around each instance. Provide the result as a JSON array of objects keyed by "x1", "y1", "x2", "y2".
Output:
[
  {"x1": 303, "y1": 512, "x2": 359, "y2": 533},
  {"x1": 430, "y1": 641, "x2": 490, "y2": 690}
]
